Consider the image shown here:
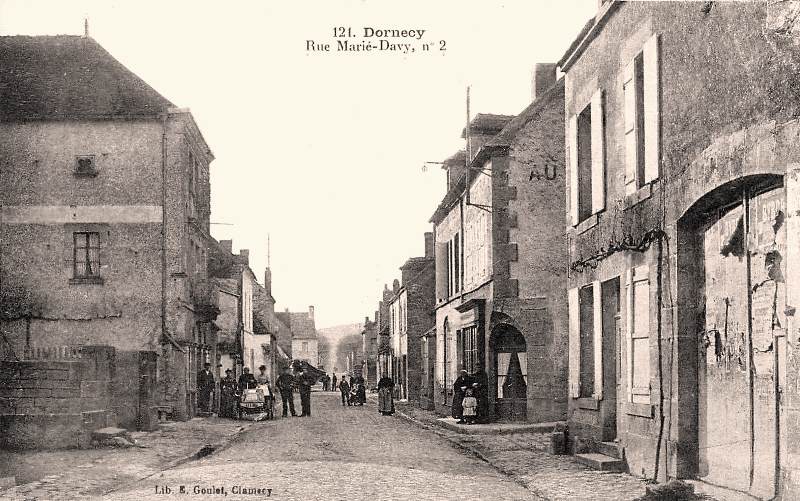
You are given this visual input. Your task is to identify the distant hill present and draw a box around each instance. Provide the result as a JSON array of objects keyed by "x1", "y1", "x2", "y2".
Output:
[{"x1": 317, "y1": 323, "x2": 362, "y2": 342}]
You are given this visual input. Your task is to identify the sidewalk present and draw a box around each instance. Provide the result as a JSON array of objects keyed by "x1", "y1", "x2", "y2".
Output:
[
  {"x1": 394, "y1": 402, "x2": 673, "y2": 501},
  {"x1": 0, "y1": 416, "x2": 252, "y2": 500}
]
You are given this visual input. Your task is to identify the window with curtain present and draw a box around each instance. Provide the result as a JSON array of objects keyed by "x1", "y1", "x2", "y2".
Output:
[{"x1": 73, "y1": 232, "x2": 100, "y2": 278}]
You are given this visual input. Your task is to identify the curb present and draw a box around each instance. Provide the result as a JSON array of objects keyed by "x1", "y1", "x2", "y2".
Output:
[{"x1": 394, "y1": 410, "x2": 550, "y2": 499}]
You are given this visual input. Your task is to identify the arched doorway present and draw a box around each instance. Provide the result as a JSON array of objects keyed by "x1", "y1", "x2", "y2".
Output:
[
  {"x1": 678, "y1": 174, "x2": 785, "y2": 498},
  {"x1": 491, "y1": 324, "x2": 527, "y2": 421}
]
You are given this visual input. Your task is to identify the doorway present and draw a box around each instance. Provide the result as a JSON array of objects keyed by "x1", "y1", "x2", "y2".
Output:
[
  {"x1": 492, "y1": 325, "x2": 527, "y2": 421},
  {"x1": 681, "y1": 176, "x2": 785, "y2": 499}
]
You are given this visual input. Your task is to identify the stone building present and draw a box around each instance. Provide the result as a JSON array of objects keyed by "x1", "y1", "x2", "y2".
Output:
[
  {"x1": 430, "y1": 68, "x2": 567, "y2": 422},
  {"x1": 0, "y1": 35, "x2": 216, "y2": 424},
  {"x1": 560, "y1": 1, "x2": 800, "y2": 498},
  {"x1": 278, "y1": 307, "x2": 318, "y2": 365},
  {"x1": 360, "y1": 314, "x2": 379, "y2": 389},
  {"x1": 387, "y1": 233, "x2": 435, "y2": 403}
]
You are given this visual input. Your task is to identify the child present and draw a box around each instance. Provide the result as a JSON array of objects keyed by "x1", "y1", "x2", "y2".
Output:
[{"x1": 462, "y1": 388, "x2": 477, "y2": 424}]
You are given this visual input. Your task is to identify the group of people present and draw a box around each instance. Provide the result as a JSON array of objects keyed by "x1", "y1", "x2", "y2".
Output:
[
  {"x1": 197, "y1": 362, "x2": 319, "y2": 419},
  {"x1": 337, "y1": 374, "x2": 367, "y2": 406},
  {"x1": 275, "y1": 366, "x2": 316, "y2": 417},
  {"x1": 452, "y1": 369, "x2": 490, "y2": 424}
]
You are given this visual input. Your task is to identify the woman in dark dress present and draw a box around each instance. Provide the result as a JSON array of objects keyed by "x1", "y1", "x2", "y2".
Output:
[
  {"x1": 377, "y1": 375, "x2": 394, "y2": 415},
  {"x1": 219, "y1": 369, "x2": 239, "y2": 419},
  {"x1": 452, "y1": 370, "x2": 474, "y2": 424},
  {"x1": 473, "y1": 369, "x2": 490, "y2": 423}
]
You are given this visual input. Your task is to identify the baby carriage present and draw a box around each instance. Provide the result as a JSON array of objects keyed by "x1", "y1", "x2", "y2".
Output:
[
  {"x1": 238, "y1": 383, "x2": 274, "y2": 420},
  {"x1": 350, "y1": 382, "x2": 366, "y2": 406}
]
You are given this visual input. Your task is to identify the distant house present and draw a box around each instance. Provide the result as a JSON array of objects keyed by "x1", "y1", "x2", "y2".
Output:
[
  {"x1": 0, "y1": 35, "x2": 216, "y2": 426},
  {"x1": 278, "y1": 307, "x2": 318, "y2": 365}
]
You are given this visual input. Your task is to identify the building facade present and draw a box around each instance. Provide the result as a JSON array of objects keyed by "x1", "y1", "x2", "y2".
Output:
[
  {"x1": 0, "y1": 35, "x2": 216, "y2": 423},
  {"x1": 431, "y1": 71, "x2": 568, "y2": 423},
  {"x1": 561, "y1": 2, "x2": 800, "y2": 498},
  {"x1": 387, "y1": 233, "x2": 435, "y2": 403}
]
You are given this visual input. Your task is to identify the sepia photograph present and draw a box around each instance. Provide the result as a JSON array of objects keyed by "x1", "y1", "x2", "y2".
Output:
[{"x1": 0, "y1": 1, "x2": 798, "y2": 499}]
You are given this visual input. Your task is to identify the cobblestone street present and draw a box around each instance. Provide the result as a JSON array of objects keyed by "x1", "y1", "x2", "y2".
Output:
[{"x1": 98, "y1": 392, "x2": 537, "y2": 501}]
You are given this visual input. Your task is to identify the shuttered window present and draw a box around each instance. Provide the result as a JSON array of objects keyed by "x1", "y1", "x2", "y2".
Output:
[
  {"x1": 569, "y1": 91, "x2": 606, "y2": 226},
  {"x1": 624, "y1": 33, "x2": 660, "y2": 193}
]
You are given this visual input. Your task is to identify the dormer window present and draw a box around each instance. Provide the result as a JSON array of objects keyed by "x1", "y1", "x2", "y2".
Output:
[{"x1": 75, "y1": 155, "x2": 97, "y2": 177}]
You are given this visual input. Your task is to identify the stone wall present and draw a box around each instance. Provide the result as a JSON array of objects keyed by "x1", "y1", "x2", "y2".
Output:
[{"x1": 0, "y1": 345, "x2": 115, "y2": 449}]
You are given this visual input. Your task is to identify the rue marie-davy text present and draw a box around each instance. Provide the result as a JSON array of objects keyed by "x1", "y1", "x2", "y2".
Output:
[{"x1": 306, "y1": 26, "x2": 445, "y2": 54}]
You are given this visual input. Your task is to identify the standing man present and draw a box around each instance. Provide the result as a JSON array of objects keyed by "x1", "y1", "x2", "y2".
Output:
[
  {"x1": 339, "y1": 375, "x2": 351, "y2": 406},
  {"x1": 297, "y1": 369, "x2": 314, "y2": 417},
  {"x1": 275, "y1": 366, "x2": 297, "y2": 417},
  {"x1": 197, "y1": 362, "x2": 215, "y2": 414},
  {"x1": 332, "y1": 373, "x2": 338, "y2": 393}
]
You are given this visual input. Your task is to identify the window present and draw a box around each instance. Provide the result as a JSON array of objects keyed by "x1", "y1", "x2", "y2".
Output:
[
  {"x1": 461, "y1": 326, "x2": 478, "y2": 373},
  {"x1": 302, "y1": 341, "x2": 308, "y2": 353},
  {"x1": 627, "y1": 266, "x2": 651, "y2": 404},
  {"x1": 446, "y1": 232, "x2": 462, "y2": 297},
  {"x1": 73, "y1": 232, "x2": 100, "y2": 278},
  {"x1": 624, "y1": 34, "x2": 660, "y2": 195},
  {"x1": 569, "y1": 90, "x2": 605, "y2": 226},
  {"x1": 74, "y1": 155, "x2": 97, "y2": 177},
  {"x1": 568, "y1": 282, "x2": 602, "y2": 399},
  {"x1": 453, "y1": 233, "x2": 460, "y2": 293}
]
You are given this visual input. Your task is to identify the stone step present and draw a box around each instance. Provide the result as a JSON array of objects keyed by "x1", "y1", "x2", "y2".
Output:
[
  {"x1": 90, "y1": 427, "x2": 128, "y2": 441},
  {"x1": 574, "y1": 452, "x2": 626, "y2": 472},
  {"x1": 597, "y1": 441, "x2": 621, "y2": 459}
]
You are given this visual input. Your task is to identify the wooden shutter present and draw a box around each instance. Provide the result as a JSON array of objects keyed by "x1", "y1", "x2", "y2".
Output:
[
  {"x1": 643, "y1": 33, "x2": 660, "y2": 184},
  {"x1": 435, "y1": 242, "x2": 448, "y2": 302},
  {"x1": 568, "y1": 114, "x2": 579, "y2": 226},
  {"x1": 591, "y1": 90, "x2": 605, "y2": 213},
  {"x1": 592, "y1": 280, "x2": 603, "y2": 400},
  {"x1": 623, "y1": 60, "x2": 638, "y2": 195},
  {"x1": 625, "y1": 268, "x2": 633, "y2": 402},
  {"x1": 568, "y1": 287, "x2": 581, "y2": 398}
]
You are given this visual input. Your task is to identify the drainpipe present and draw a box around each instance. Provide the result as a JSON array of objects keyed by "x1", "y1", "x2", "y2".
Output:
[
  {"x1": 161, "y1": 114, "x2": 168, "y2": 349},
  {"x1": 744, "y1": 188, "x2": 755, "y2": 489}
]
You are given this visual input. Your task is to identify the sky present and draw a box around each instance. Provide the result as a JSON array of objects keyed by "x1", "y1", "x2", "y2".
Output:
[{"x1": 0, "y1": 0, "x2": 597, "y2": 329}]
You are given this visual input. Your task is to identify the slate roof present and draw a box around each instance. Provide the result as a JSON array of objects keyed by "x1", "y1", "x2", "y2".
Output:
[
  {"x1": 486, "y1": 77, "x2": 565, "y2": 148},
  {"x1": 461, "y1": 113, "x2": 515, "y2": 138},
  {"x1": 0, "y1": 35, "x2": 174, "y2": 121},
  {"x1": 276, "y1": 311, "x2": 317, "y2": 340}
]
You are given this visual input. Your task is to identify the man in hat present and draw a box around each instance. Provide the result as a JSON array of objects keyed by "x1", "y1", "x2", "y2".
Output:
[
  {"x1": 297, "y1": 368, "x2": 314, "y2": 417},
  {"x1": 275, "y1": 366, "x2": 297, "y2": 417},
  {"x1": 197, "y1": 362, "x2": 215, "y2": 414}
]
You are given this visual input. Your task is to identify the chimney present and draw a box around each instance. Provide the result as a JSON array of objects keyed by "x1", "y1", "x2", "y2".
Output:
[
  {"x1": 308, "y1": 305, "x2": 315, "y2": 321},
  {"x1": 424, "y1": 232, "x2": 434, "y2": 259},
  {"x1": 264, "y1": 267, "x2": 272, "y2": 295},
  {"x1": 392, "y1": 279, "x2": 400, "y2": 294},
  {"x1": 239, "y1": 249, "x2": 249, "y2": 265},
  {"x1": 365, "y1": 316, "x2": 370, "y2": 324},
  {"x1": 531, "y1": 63, "x2": 557, "y2": 102},
  {"x1": 220, "y1": 239, "x2": 233, "y2": 254}
]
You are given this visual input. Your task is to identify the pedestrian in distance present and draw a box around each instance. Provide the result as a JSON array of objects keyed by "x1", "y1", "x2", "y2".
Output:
[
  {"x1": 332, "y1": 373, "x2": 338, "y2": 392},
  {"x1": 339, "y1": 376, "x2": 351, "y2": 406},
  {"x1": 276, "y1": 366, "x2": 297, "y2": 417},
  {"x1": 462, "y1": 388, "x2": 477, "y2": 425},
  {"x1": 297, "y1": 369, "x2": 313, "y2": 416},
  {"x1": 377, "y1": 375, "x2": 394, "y2": 415},
  {"x1": 219, "y1": 369, "x2": 239, "y2": 419},
  {"x1": 354, "y1": 375, "x2": 366, "y2": 405},
  {"x1": 197, "y1": 362, "x2": 215, "y2": 414}
]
